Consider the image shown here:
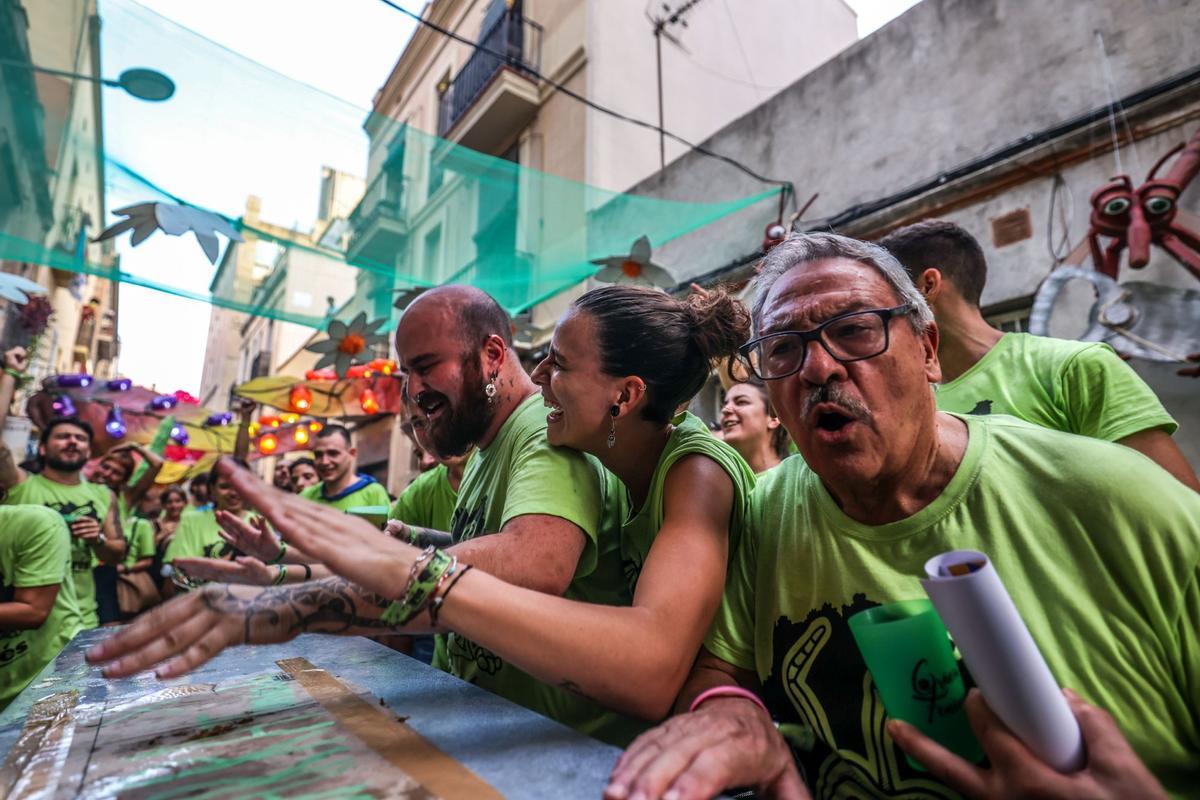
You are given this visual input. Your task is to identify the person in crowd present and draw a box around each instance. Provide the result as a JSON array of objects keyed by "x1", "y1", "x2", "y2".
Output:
[
  {"x1": 186, "y1": 473, "x2": 212, "y2": 514},
  {"x1": 286, "y1": 458, "x2": 319, "y2": 493},
  {"x1": 719, "y1": 380, "x2": 789, "y2": 474},
  {"x1": 597, "y1": 232, "x2": 1199, "y2": 800},
  {"x1": 161, "y1": 469, "x2": 250, "y2": 592},
  {"x1": 89, "y1": 284, "x2": 756, "y2": 749},
  {"x1": 0, "y1": 348, "x2": 125, "y2": 630},
  {"x1": 0, "y1": 503, "x2": 84, "y2": 710},
  {"x1": 298, "y1": 425, "x2": 391, "y2": 511},
  {"x1": 880, "y1": 219, "x2": 1199, "y2": 491},
  {"x1": 90, "y1": 443, "x2": 163, "y2": 623},
  {"x1": 272, "y1": 461, "x2": 292, "y2": 491},
  {"x1": 115, "y1": 509, "x2": 159, "y2": 620},
  {"x1": 382, "y1": 395, "x2": 473, "y2": 548},
  {"x1": 155, "y1": 486, "x2": 186, "y2": 552},
  {"x1": 92, "y1": 441, "x2": 164, "y2": 519}
]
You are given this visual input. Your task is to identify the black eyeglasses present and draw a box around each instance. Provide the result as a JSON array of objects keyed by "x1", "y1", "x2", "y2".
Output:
[{"x1": 738, "y1": 303, "x2": 917, "y2": 380}]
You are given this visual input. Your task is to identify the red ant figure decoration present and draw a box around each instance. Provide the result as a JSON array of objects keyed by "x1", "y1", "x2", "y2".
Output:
[{"x1": 1079, "y1": 127, "x2": 1200, "y2": 281}]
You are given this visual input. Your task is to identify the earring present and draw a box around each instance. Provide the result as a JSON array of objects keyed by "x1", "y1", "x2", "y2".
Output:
[
  {"x1": 485, "y1": 372, "x2": 498, "y2": 406},
  {"x1": 607, "y1": 405, "x2": 619, "y2": 448}
]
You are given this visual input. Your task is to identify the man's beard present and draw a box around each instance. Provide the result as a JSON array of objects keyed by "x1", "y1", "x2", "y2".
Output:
[
  {"x1": 44, "y1": 452, "x2": 87, "y2": 473},
  {"x1": 422, "y1": 356, "x2": 495, "y2": 458}
]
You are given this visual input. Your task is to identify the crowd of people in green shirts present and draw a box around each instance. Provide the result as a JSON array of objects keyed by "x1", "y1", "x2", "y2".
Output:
[{"x1": 4, "y1": 222, "x2": 1198, "y2": 799}]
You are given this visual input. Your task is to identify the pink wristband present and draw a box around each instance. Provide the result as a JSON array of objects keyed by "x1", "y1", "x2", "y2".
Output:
[{"x1": 688, "y1": 686, "x2": 770, "y2": 716}]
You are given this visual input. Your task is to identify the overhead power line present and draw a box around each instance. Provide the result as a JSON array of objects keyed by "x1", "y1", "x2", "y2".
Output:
[{"x1": 375, "y1": 0, "x2": 794, "y2": 208}]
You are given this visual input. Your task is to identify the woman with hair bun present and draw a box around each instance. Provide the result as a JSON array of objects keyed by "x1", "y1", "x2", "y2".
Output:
[{"x1": 720, "y1": 380, "x2": 790, "y2": 474}]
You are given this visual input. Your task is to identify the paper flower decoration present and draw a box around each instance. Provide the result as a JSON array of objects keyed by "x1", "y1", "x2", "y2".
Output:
[
  {"x1": 304, "y1": 312, "x2": 388, "y2": 377},
  {"x1": 0, "y1": 272, "x2": 48, "y2": 304},
  {"x1": 591, "y1": 235, "x2": 675, "y2": 288},
  {"x1": 94, "y1": 202, "x2": 245, "y2": 265}
]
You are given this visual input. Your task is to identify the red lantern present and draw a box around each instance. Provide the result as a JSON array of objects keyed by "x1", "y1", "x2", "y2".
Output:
[
  {"x1": 360, "y1": 388, "x2": 380, "y2": 415},
  {"x1": 290, "y1": 385, "x2": 313, "y2": 412},
  {"x1": 258, "y1": 433, "x2": 279, "y2": 454},
  {"x1": 294, "y1": 426, "x2": 310, "y2": 445}
]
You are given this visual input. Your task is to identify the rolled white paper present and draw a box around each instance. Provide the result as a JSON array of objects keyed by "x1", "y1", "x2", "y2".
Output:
[{"x1": 920, "y1": 550, "x2": 1085, "y2": 773}]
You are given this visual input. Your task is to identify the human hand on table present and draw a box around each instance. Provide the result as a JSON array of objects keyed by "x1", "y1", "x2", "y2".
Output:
[
  {"x1": 86, "y1": 582, "x2": 299, "y2": 678},
  {"x1": 175, "y1": 556, "x2": 278, "y2": 586},
  {"x1": 215, "y1": 458, "x2": 419, "y2": 599},
  {"x1": 888, "y1": 688, "x2": 1166, "y2": 800},
  {"x1": 605, "y1": 697, "x2": 809, "y2": 800}
]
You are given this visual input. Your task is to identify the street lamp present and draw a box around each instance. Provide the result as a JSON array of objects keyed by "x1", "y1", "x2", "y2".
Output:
[{"x1": 0, "y1": 58, "x2": 174, "y2": 102}]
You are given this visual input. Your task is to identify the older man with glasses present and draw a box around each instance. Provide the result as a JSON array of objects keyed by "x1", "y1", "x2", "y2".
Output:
[{"x1": 605, "y1": 233, "x2": 1199, "y2": 800}]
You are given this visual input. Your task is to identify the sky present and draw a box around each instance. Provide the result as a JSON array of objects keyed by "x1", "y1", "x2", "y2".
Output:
[{"x1": 108, "y1": 0, "x2": 923, "y2": 397}]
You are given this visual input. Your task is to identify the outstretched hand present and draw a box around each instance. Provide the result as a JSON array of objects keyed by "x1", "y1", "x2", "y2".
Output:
[
  {"x1": 215, "y1": 510, "x2": 280, "y2": 562},
  {"x1": 175, "y1": 556, "x2": 277, "y2": 586},
  {"x1": 889, "y1": 688, "x2": 1166, "y2": 800},
  {"x1": 85, "y1": 583, "x2": 290, "y2": 679},
  {"x1": 214, "y1": 458, "x2": 418, "y2": 599}
]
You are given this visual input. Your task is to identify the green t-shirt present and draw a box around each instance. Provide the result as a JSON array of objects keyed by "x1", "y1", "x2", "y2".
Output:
[
  {"x1": 388, "y1": 463, "x2": 459, "y2": 531},
  {"x1": 3, "y1": 475, "x2": 114, "y2": 630},
  {"x1": 163, "y1": 509, "x2": 243, "y2": 566},
  {"x1": 0, "y1": 505, "x2": 84, "y2": 709},
  {"x1": 935, "y1": 333, "x2": 1177, "y2": 441},
  {"x1": 436, "y1": 393, "x2": 638, "y2": 745},
  {"x1": 300, "y1": 475, "x2": 391, "y2": 512},
  {"x1": 618, "y1": 412, "x2": 755, "y2": 594},
  {"x1": 123, "y1": 517, "x2": 157, "y2": 570},
  {"x1": 706, "y1": 414, "x2": 1200, "y2": 799}
]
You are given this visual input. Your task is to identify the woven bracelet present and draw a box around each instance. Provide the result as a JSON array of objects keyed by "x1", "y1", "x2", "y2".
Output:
[
  {"x1": 268, "y1": 540, "x2": 288, "y2": 565},
  {"x1": 381, "y1": 549, "x2": 453, "y2": 626}
]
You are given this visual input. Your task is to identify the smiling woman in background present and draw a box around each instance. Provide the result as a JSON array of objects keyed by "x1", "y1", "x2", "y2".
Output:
[{"x1": 719, "y1": 381, "x2": 790, "y2": 474}]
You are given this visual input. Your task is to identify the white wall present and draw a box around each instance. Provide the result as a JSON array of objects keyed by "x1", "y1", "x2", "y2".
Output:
[{"x1": 585, "y1": 0, "x2": 856, "y2": 193}]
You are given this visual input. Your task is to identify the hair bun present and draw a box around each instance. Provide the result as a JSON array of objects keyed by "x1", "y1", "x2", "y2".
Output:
[{"x1": 682, "y1": 287, "x2": 751, "y2": 363}]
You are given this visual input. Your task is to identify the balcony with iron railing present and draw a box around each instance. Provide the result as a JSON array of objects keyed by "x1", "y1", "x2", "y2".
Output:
[
  {"x1": 436, "y1": 6, "x2": 543, "y2": 154},
  {"x1": 345, "y1": 156, "x2": 409, "y2": 270}
]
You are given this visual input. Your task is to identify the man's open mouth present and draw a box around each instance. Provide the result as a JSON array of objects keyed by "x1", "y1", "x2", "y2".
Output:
[
  {"x1": 543, "y1": 396, "x2": 563, "y2": 423},
  {"x1": 812, "y1": 404, "x2": 856, "y2": 433},
  {"x1": 416, "y1": 393, "x2": 446, "y2": 419}
]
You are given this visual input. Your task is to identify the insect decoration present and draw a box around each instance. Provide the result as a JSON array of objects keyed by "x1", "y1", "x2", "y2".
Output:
[{"x1": 1079, "y1": 126, "x2": 1200, "y2": 282}]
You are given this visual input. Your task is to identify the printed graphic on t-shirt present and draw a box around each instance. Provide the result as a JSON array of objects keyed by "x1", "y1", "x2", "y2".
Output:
[
  {"x1": 967, "y1": 400, "x2": 992, "y2": 416},
  {"x1": 762, "y1": 594, "x2": 962, "y2": 799},
  {"x1": 0, "y1": 629, "x2": 31, "y2": 667},
  {"x1": 446, "y1": 632, "x2": 503, "y2": 676},
  {"x1": 450, "y1": 498, "x2": 488, "y2": 543}
]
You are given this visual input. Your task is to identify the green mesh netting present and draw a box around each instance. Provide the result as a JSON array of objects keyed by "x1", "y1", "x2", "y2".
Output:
[{"x1": 1, "y1": 0, "x2": 778, "y2": 329}]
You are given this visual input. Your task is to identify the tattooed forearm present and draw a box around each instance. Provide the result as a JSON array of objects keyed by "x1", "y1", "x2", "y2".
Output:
[
  {"x1": 410, "y1": 526, "x2": 453, "y2": 548},
  {"x1": 199, "y1": 577, "x2": 413, "y2": 642}
]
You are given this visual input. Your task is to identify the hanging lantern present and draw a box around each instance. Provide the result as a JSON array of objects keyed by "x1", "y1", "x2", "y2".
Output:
[
  {"x1": 105, "y1": 378, "x2": 132, "y2": 392},
  {"x1": 51, "y1": 394, "x2": 77, "y2": 417},
  {"x1": 248, "y1": 421, "x2": 261, "y2": 436},
  {"x1": 308, "y1": 420, "x2": 323, "y2": 433},
  {"x1": 173, "y1": 390, "x2": 199, "y2": 405},
  {"x1": 360, "y1": 388, "x2": 380, "y2": 415},
  {"x1": 54, "y1": 374, "x2": 92, "y2": 388},
  {"x1": 259, "y1": 415, "x2": 280, "y2": 428},
  {"x1": 293, "y1": 427, "x2": 310, "y2": 446},
  {"x1": 148, "y1": 394, "x2": 178, "y2": 411},
  {"x1": 170, "y1": 423, "x2": 189, "y2": 446},
  {"x1": 258, "y1": 432, "x2": 279, "y2": 454},
  {"x1": 280, "y1": 412, "x2": 300, "y2": 425},
  {"x1": 104, "y1": 405, "x2": 127, "y2": 438},
  {"x1": 289, "y1": 385, "x2": 313, "y2": 412},
  {"x1": 205, "y1": 412, "x2": 233, "y2": 427}
]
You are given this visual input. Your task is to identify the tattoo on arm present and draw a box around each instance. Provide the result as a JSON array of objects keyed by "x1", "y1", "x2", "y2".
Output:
[{"x1": 200, "y1": 577, "x2": 411, "y2": 642}]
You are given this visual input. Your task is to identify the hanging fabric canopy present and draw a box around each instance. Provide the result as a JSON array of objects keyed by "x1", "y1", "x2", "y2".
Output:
[{"x1": 0, "y1": 0, "x2": 778, "y2": 330}]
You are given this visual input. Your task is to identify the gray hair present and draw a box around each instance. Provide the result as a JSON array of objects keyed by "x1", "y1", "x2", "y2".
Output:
[{"x1": 751, "y1": 232, "x2": 935, "y2": 336}]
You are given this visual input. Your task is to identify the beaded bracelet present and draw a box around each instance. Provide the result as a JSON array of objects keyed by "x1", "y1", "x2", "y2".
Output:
[
  {"x1": 273, "y1": 564, "x2": 289, "y2": 585},
  {"x1": 428, "y1": 563, "x2": 472, "y2": 627},
  {"x1": 268, "y1": 540, "x2": 288, "y2": 565},
  {"x1": 380, "y1": 549, "x2": 453, "y2": 626}
]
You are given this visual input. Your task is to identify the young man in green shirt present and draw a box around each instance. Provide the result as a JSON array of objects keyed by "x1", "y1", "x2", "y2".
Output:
[
  {"x1": 0, "y1": 348, "x2": 126, "y2": 630},
  {"x1": 163, "y1": 470, "x2": 250, "y2": 586},
  {"x1": 297, "y1": 425, "x2": 391, "y2": 513},
  {"x1": 880, "y1": 219, "x2": 1199, "y2": 491},
  {"x1": 609, "y1": 234, "x2": 1195, "y2": 800},
  {"x1": 0, "y1": 504, "x2": 85, "y2": 709}
]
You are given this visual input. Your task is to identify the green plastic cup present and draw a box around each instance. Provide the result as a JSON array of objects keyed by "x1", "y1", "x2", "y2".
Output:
[
  {"x1": 848, "y1": 599, "x2": 982, "y2": 769},
  {"x1": 344, "y1": 505, "x2": 389, "y2": 529}
]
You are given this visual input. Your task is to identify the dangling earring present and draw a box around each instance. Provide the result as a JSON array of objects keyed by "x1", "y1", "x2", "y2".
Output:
[
  {"x1": 485, "y1": 372, "x2": 498, "y2": 407},
  {"x1": 607, "y1": 405, "x2": 619, "y2": 448}
]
